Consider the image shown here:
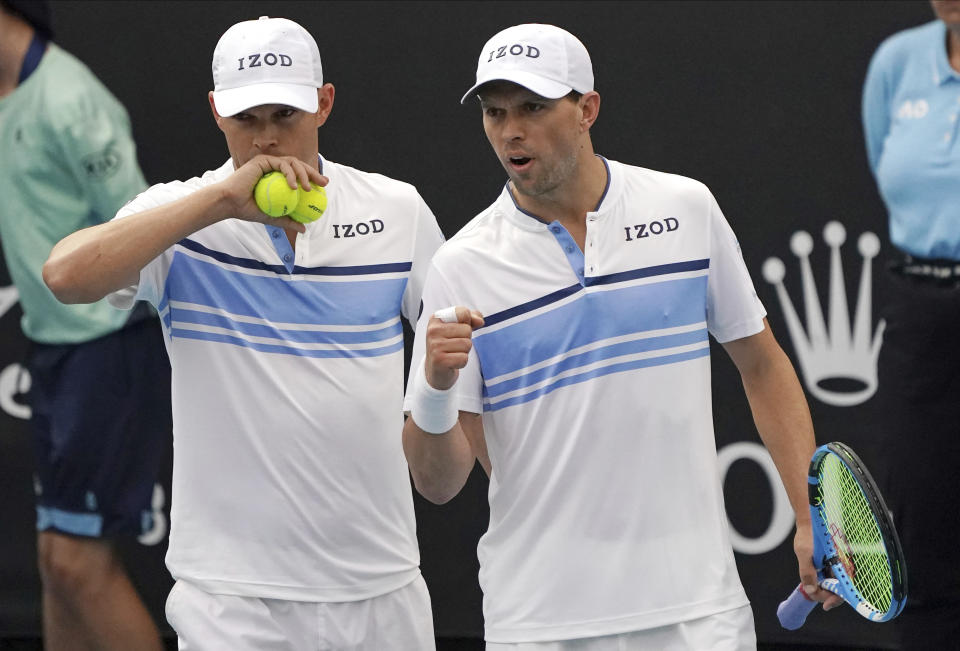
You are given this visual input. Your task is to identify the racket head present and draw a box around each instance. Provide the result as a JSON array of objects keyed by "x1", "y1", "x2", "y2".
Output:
[{"x1": 807, "y1": 442, "x2": 907, "y2": 622}]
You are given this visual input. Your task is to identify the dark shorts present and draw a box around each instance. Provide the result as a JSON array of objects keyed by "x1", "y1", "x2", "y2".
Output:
[
  {"x1": 872, "y1": 264, "x2": 960, "y2": 649},
  {"x1": 28, "y1": 311, "x2": 171, "y2": 539}
]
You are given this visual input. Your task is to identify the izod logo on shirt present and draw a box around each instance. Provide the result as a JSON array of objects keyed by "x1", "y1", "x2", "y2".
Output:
[
  {"x1": 623, "y1": 218, "x2": 679, "y2": 242},
  {"x1": 332, "y1": 219, "x2": 385, "y2": 239}
]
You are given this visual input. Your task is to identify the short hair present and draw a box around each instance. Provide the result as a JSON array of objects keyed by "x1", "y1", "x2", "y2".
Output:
[{"x1": 0, "y1": 0, "x2": 53, "y2": 40}]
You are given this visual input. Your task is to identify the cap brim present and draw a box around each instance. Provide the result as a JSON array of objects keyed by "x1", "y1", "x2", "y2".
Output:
[
  {"x1": 460, "y1": 71, "x2": 572, "y2": 104},
  {"x1": 213, "y1": 83, "x2": 319, "y2": 117}
]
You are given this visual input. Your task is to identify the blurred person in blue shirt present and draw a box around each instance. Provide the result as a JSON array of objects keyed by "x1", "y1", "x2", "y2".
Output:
[{"x1": 862, "y1": 1, "x2": 960, "y2": 647}]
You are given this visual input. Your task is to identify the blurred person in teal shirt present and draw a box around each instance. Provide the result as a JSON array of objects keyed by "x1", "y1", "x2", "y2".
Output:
[{"x1": 0, "y1": 1, "x2": 170, "y2": 649}]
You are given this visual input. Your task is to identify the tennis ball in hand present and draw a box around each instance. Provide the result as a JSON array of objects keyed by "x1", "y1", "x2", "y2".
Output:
[
  {"x1": 253, "y1": 171, "x2": 300, "y2": 217},
  {"x1": 289, "y1": 183, "x2": 327, "y2": 224}
]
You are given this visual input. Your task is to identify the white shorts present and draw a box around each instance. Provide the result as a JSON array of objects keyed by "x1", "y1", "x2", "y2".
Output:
[
  {"x1": 485, "y1": 605, "x2": 756, "y2": 651},
  {"x1": 165, "y1": 574, "x2": 435, "y2": 651}
]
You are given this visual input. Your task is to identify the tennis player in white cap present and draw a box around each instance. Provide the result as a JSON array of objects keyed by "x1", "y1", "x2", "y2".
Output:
[
  {"x1": 45, "y1": 16, "x2": 443, "y2": 649},
  {"x1": 403, "y1": 23, "x2": 841, "y2": 650}
]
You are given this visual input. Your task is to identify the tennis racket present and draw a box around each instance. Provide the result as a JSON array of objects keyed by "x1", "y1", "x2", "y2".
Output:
[{"x1": 777, "y1": 442, "x2": 907, "y2": 629}]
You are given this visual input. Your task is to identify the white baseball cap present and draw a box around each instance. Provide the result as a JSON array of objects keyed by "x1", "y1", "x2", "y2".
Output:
[
  {"x1": 461, "y1": 24, "x2": 594, "y2": 104},
  {"x1": 211, "y1": 16, "x2": 323, "y2": 117}
]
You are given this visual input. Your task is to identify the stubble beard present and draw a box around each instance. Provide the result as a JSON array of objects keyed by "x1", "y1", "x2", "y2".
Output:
[{"x1": 508, "y1": 147, "x2": 580, "y2": 200}]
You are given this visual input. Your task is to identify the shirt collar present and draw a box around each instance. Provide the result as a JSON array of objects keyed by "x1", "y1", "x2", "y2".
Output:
[
  {"x1": 18, "y1": 33, "x2": 47, "y2": 85},
  {"x1": 497, "y1": 155, "x2": 622, "y2": 229}
]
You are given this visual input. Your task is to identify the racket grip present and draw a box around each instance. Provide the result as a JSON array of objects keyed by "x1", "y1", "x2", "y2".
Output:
[{"x1": 777, "y1": 584, "x2": 817, "y2": 630}]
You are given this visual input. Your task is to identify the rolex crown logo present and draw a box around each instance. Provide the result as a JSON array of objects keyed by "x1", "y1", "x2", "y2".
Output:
[{"x1": 762, "y1": 221, "x2": 885, "y2": 407}]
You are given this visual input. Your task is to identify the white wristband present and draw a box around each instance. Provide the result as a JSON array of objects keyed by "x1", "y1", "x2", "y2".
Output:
[{"x1": 409, "y1": 358, "x2": 459, "y2": 435}]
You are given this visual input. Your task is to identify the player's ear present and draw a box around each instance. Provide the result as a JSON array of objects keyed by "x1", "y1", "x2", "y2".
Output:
[
  {"x1": 579, "y1": 91, "x2": 601, "y2": 132},
  {"x1": 315, "y1": 84, "x2": 335, "y2": 127},
  {"x1": 208, "y1": 91, "x2": 226, "y2": 133}
]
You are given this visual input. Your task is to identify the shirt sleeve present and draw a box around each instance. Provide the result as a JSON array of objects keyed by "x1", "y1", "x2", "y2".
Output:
[
  {"x1": 106, "y1": 184, "x2": 181, "y2": 311},
  {"x1": 57, "y1": 90, "x2": 147, "y2": 225},
  {"x1": 862, "y1": 39, "x2": 895, "y2": 178},
  {"x1": 403, "y1": 256, "x2": 485, "y2": 415},
  {"x1": 705, "y1": 190, "x2": 766, "y2": 343},
  {"x1": 402, "y1": 193, "x2": 446, "y2": 329}
]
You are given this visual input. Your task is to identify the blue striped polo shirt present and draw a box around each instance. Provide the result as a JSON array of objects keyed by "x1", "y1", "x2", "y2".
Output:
[
  {"x1": 406, "y1": 158, "x2": 765, "y2": 642},
  {"x1": 110, "y1": 156, "x2": 444, "y2": 601}
]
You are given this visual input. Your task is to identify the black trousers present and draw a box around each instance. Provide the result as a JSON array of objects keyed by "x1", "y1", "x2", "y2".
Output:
[{"x1": 873, "y1": 266, "x2": 960, "y2": 650}]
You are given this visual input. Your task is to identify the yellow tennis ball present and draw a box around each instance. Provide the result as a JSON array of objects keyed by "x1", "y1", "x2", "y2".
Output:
[
  {"x1": 289, "y1": 183, "x2": 327, "y2": 224},
  {"x1": 253, "y1": 171, "x2": 300, "y2": 218}
]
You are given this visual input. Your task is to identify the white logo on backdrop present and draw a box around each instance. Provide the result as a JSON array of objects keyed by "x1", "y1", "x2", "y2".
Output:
[
  {"x1": 137, "y1": 483, "x2": 168, "y2": 546},
  {"x1": 719, "y1": 442, "x2": 794, "y2": 555},
  {"x1": 0, "y1": 285, "x2": 30, "y2": 420},
  {"x1": 0, "y1": 364, "x2": 30, "y2": 420},
  {"x1": 761, "y1": 222, "x2": 885, "y2": 407}
]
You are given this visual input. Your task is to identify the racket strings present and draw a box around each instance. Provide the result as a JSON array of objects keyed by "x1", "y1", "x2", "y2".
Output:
[{"x1": 818, "y1": 456, "x2": 892, "y2": 613}]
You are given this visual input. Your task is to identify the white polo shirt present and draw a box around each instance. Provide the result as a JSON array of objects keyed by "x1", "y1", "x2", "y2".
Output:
[
  {"x1": 406, "y1": 158, "x2": 765, "y2": 642},
  {"x1": 111, "y1": 156, "x2": 444, "y2": 601}
]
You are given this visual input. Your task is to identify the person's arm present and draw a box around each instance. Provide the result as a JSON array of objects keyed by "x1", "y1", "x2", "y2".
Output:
[
  {"x1": 862, "y1": 40, "x2": 894, "y2": 178},
  {"x1": 43, "y1": 155, "x2": 324, "y2": 304},
  {"x1": 460, "y1": 411, "x2": 491, "y2": 477},
  {"x1": 60, "y1": 88, "x2": 148, "y2": 225},
  {"x1": 722, "y1": 320, "x2": 843, "y2": 610},
  {"x1": 403, "y1": 411, "x2": 487, "y2": 504},
  {"x1": 403, "y1": 306, "x2": 487, "y2": 504}
]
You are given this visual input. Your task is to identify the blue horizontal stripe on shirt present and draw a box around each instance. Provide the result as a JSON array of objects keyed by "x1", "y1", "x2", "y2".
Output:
[
  {"x1": 166, "y1": 252, "x2": 406, "y2": 326},
  {"x1": 584, "y1": 258, "x2": 709, "y2": 287},
  {"x1": 171, "y1": 308, "x2": 403, "y2": 345},
  {"x1": 295, "y1": 262, "x2": 413, "y2": 276},
  {"x1": 482, "y1": 283, "x2": 583, "y2": 328},
  {"x1": 478, "y1": 259, "x2": 709, "y2": 328},
  {"x1": 178, "y1": 238, "x2": 412, "y2": 276},
  {"x1": 157, "y1": 297, "x2": 172, "y2": 329},
  {"x1": 170, "y1": 328, "x2": 405, "y2": 359},
  {"x1": 482, "y1": 328, "x2": 709, "y2": 398},
  {"x1": 483, "y1": 347, "x2": 711, "y2": 412},
  {"x1": 36, "y1": 506, "x2": 103, "y2": 536},
  {"x1": 473, "y1": 275, "x2": 708, "y2": 379}
]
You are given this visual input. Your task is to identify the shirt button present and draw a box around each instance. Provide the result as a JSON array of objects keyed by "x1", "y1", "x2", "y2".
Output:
[
  {"x1": 565, "y1": 245, "x2": 574, "y2": 253},
  {"x1": 283, "y1": 253, "x2": 292, "y2": 263},
  {"x1": 578, "y1": 267, "x2": 584, "y2": 275},
  {"x1": 271, "y1": 230, "x2": 281, "y2": 239},
  {"x1": 551, "y1": 226, "x2": 560, "y2": 233}
]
